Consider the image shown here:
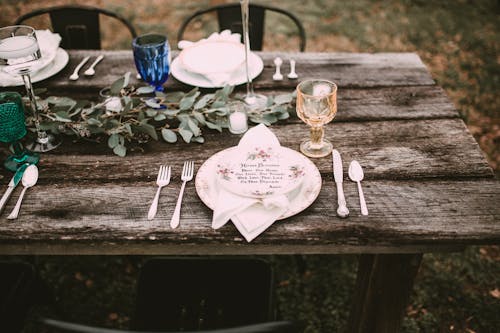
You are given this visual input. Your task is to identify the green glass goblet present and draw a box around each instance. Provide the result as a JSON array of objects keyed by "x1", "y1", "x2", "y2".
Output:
[{"x1": 0, "y1": 92, "x2": 39, "y2": 172}]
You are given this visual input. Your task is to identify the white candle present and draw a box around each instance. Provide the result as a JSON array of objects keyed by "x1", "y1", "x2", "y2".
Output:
[
  {"x1": 229, "y1": 111, "x2": 248, "y2": 134},
  {"x1": 0, "y1": 36, "x2": 39, "y2": 59}
]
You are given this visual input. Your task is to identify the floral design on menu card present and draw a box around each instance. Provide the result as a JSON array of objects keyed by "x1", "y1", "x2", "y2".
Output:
[
  {"x1": 216, "y1": 164, "x2": 233, "y2": 181},
  {"x1": 289, "y1": 165, "x2": 305, "y2": 179},
  {"x1": 246, "y1": 147, "x2": 272, "y2": 162}
]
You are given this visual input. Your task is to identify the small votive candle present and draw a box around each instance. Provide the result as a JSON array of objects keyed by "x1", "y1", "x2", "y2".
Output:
[{"x1": 229, "y1": 103, "x2": 248, "y2": 134}]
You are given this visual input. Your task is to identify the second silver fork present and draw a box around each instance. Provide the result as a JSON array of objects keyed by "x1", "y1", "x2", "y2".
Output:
[
  {"x1": 170, "y1": 161, "x2": 194, "y2": 228},
  {"x1": 148, "y1": 165, "x2": 171, "y2": 220}
]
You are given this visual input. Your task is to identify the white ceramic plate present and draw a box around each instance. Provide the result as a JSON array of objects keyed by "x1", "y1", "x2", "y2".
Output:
[
  {"x1": 195, "y1": 147, "x2": 322, "y2": 220},
  {"x1": 179, "y1": 41, "x2": 246, "y2": 75},
  {"x1": 216, "y1": 146, "x2": 306, "y2": 198},
  {"x1": 0, "y1": 48, "x2": 69, "y2": 87},
  {"x1": 171, "y1": 51, "x2": 264, "y2": 88}
]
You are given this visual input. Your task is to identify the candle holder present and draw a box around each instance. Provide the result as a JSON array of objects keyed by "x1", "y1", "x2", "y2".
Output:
[
  {"x1": 239, "y1": 0, "x2": 267, "y2": 111},
  {"x1": 228, "y1": 102, "x2": 248, "y2": 134}
]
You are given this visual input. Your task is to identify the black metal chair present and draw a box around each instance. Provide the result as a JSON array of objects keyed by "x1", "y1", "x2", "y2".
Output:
[
  {"x1": 39, "y1": 257, "x2": 298, "y2": 332},
  {"x1": 177, "y1": 3, "x2": 306, "y2": 51},
  {"x1": 14, "y1": 5, "x2": 137, "y2": 50}
]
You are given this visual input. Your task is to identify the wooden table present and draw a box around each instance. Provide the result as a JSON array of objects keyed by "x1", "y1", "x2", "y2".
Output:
[{"x1": 1, "y1": 50, "x2": 499, "y2": 332}]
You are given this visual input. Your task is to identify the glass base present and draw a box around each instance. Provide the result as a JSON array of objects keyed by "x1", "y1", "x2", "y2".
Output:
[
  {"x1": 26, "y1": 133, "x2": 61, "y2": 152},
  {"x1": 300, "y1": 139, "x2": 333, "y2": 158},
  {"x1": 244, "y1": 93, "x2": 267, "y2": 111},
  {"x1": 4, "y1": 152, "x2": 39, "y2": 172}
]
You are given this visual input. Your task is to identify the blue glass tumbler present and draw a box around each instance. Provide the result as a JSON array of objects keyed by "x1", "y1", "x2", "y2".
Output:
[
  {"x1": 132, "y1": 34, "x2": 171, "y2": 92},
  {"x1": 0, "y1": 92, "x2": 39, "y2": 171}
]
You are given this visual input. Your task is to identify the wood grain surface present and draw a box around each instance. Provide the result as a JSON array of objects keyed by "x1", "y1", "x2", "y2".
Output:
[{"x1": 0, "y1": 51, "x2": 497, "y2": 255}]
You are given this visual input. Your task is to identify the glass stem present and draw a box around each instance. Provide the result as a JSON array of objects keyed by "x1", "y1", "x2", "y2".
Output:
[
  {"x1": 240, "y1": 0, "x2": 255, "y2": 98},
  {"x1": 21, "y1": 73, "x2": 48, "y2": 144},
  {"x1": 310, "y1": 126, "x2": 324, "y2": 149}
]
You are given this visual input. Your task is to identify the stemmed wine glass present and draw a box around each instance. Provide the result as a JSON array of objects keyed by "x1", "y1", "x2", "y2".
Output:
[
  {"x1": 132, "y1": 33, "x2": 171, "y2": 92},
  {"x1": 0, "y1": 92, "x2": 39, "y2": 171},
  {"x1": 0, "y1": 25, "x2": 60, "y2": 152},
  {"x1": 296, "y1": 79, "x2": 338, "y2": 158},
  {"x1": 239, "y1": 0, "x2": 267, "y2": 110}
]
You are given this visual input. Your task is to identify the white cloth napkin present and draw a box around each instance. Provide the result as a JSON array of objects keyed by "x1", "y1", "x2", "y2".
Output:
[
  {"x1": 177, "y1": 30, "x2": 242, "y2": 86},
  {"x1": 0, "y1": 29, "x2": 61, "y2": 86},
  {"x1": 212, "y1": 124, "x2": 291, "y2": 242}
]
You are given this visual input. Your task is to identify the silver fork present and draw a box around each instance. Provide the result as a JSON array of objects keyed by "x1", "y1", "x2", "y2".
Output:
[
  {"x1": 147, "y1": 165, "x2": 171, "y2": 220},
  {"x1": 170, "y1": 161, "x2": 194, "y2": 228}
]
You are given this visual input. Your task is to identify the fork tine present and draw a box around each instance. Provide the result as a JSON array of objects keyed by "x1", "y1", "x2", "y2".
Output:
[
  {"x1": 156, "y1": 165, "x2": 163, "y2": 181},
  {"x1": 166, "y1": 165, "x2": 171, "y2": 181},
  {"x1": 189, "y1": 161, "x2": 194, "y2": 176}
]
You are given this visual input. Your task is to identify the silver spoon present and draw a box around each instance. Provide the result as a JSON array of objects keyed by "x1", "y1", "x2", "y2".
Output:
[
  {"x1": 7, "y1": 164, "x2": 39, "y2": 219},
  {"x1": 69, "y1": 56, "x2": 90, "y2": 81},
  {"x1": 84, "y1": 55, "x2": 104, "y2": 76},
  {"x1": 273, "y1": 57, "x2": 283, "y2": 81},
  {"x1": 348, "y1": 160, "x2": 368, "y2": 215},
  {"x1": 287, "y1": 59, "x2": 298, "y2": 79}
]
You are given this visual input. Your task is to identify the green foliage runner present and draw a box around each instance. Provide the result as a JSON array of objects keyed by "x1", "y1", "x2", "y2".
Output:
[{"x1": 31, "y1": 72, "x2": 295, "y2": 156}]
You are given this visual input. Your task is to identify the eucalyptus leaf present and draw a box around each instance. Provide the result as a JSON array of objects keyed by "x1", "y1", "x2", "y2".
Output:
[
  {"x1": 137, "y1": 86, "x2": 155, "y2": 94},
  {"x1": 113, "y1": 144, "x2": 127, "y2": 157},
  {"x1": 161, "y1": 128, "x2": 177, "y2": 143},
  {"x1": 108, "y1": 133, "x2": 120, "y2": 148},
  {"x1": 187, "y1": 118, "x2": 201, "y2": 136},
  {"x1": 205, "y1": 121, "x2": 222, "y2": 132},
  {"x1": 192, "y1": 136, "x2": 205, "y2": 143},
  {"x1": 154, "y1": 114, "x2": 166, "y2": 121},
  {"x1": 178, "y1": 128, "x2": 193, "y2": 143},
  {"x1": 110, "y1": 77, "x2": 125, "y2": 95},
  {"x1": 145, "y1": 99, "x2": 162, "y2": 109},
  {"x1": 274, "y1": 94, "x2": 293, "y2": 104},
  {"x1": 193, "y1": 111, "x2": 206, "y2": 126},
  {"x1": 137, "y1": 123, "x2": 158, "y2": 140}
]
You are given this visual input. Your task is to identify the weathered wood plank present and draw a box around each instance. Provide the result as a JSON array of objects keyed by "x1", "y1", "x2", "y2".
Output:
[
  {"x1": 0, "y1": 118, "x2": 490, "y2": 184},
  {"x1": 0, "y1": 179, "x2": 498, "y2": 254},
  {"x1": 15, "y1": 51, "x2": 435, "y2": 94}
]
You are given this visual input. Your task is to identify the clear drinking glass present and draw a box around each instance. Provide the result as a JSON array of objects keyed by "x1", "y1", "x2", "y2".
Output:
[
  {"x1": 132, "y1": 33, "x2": 171, "y2": 92},
  {"x1": 0, "y1": 25, "x2": 60, "y2": 152},
  {"x1": 296, "y1": 79, "x2": 338, "y2": 158},
  {"x1": 0, "y1": 92, "x2": 39, "y2": 171},
  {"x1": 239, "y1": 0, "x2": 267, "y2": 111}
]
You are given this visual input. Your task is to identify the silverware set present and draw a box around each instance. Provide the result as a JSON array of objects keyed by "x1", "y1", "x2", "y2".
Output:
[
  {"x1": 332, "y1": 149, "x2": 369, "y2": 217},
  {"x1": 69, "y1": 55, "x2": 104, "y2": 80},
  {"x1": 272, "y1": 57, "x2": 298, "y2": 81},
  {"x1": 0, "y1": 164, "x2": 38, "y2": 219},
  {"x1": 148, "y1": 161, "x2": 194, "y2": 228}
]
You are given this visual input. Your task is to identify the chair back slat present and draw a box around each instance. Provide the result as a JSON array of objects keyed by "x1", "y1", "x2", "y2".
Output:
[{"x1": 49, "y1": 8, "x2": 101, "y2": 49}]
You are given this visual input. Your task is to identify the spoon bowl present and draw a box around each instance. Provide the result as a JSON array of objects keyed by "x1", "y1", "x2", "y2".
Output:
[
  {"x1": 348, "y1": 160, "x2": 368, "y2": 215},
  {"x1": 348, "y1": 160, "x2": 364, "y2": 182},
  {"x1": 84, "y1": 55, "x2": 104, "y2": 76},
  {"x1": 7, "y1": 164, "x2": 38, "y2": 219}
]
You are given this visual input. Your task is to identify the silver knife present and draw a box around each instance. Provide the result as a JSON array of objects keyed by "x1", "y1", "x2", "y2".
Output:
[
  {"x1": 332, "y1": 150, "x2": 349, "y2": 218},
  {"x1": 0, "y1": 164, "x2": 29, "y2": 214}
]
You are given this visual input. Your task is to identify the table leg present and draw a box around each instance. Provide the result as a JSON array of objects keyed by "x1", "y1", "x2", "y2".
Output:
[{"x1": 347, "y1": 253, "x2": 423, "y2": 333}]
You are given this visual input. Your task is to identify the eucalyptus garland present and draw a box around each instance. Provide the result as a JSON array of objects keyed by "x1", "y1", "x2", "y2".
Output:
[{"x1": 30, "y1": 72, "x2": 296, "y2": 156}]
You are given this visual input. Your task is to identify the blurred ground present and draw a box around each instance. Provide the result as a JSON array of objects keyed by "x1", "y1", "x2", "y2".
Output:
[{"x1": 1, "y1": 0, "x2": 499, "y2": 332}]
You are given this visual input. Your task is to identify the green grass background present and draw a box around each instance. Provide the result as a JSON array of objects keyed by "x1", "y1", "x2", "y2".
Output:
[{"x1": 1, "y1": 0, "x2": 499, "y2": 332}]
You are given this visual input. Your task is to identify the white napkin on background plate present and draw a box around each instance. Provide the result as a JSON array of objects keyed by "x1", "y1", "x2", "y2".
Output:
[
  {"x1": 177, "y1": 30, "x2": 243, "y2": 86},
  {"x1": 0, "y1": 29, "x2": 61, "y2": 85},
  {"x1": 212, "y1": 124, "x2": 292, "y2": 242}
]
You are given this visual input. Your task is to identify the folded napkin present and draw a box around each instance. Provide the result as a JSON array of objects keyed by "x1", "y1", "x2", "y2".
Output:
[
  {"x1": 177, "y1": 30, "x2": 243, "y2": 86},
  {"x1": 212, "y1": 124, "x2": 293, "y2": 242},
  {"x1": 0, "y1": 29, "x2": 61, "y2": 87}
]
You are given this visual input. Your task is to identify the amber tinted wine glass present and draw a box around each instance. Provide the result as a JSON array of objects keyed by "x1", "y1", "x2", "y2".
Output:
[{"x1": 296, "y1": 79, "x2": 337, "y2": 158}]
